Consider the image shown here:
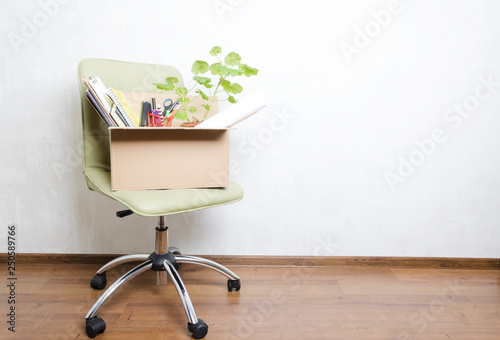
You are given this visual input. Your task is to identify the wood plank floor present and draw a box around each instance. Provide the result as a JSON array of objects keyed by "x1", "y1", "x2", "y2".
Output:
[{"x1": 1, "y1": 261, "x2": 499, "y2": 340}]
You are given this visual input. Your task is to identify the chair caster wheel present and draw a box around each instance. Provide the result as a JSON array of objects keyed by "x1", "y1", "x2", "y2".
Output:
[
  {"x1": 227, "y1": 279, "x2": 241, "y2": 292},
  {"x1": 90, "y1": 273, "x2": 107, "y2": 290},
  {"x1": 188, "y1": 319, "x2": 208, "y2": 339},
  {"x1": 86, "y1": 317, "x2": 106, "y2": 338}
]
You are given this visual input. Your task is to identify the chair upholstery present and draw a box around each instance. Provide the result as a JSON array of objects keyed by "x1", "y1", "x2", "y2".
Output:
[{"x1": 77, "y1": 59, "x2": 243, "y2": 216}]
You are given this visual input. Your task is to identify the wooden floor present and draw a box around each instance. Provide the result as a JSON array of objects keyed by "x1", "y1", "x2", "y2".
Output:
[{"x1": 1, "y1": 260, "x2": 499, "y2": 340}]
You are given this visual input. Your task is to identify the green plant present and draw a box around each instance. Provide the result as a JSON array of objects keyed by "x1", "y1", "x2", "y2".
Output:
[{"x1": 154, "y1": 46, "x2": 259, "y2": 124}]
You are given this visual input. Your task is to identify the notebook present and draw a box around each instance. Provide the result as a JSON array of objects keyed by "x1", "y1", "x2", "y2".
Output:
[
  {"x1": 83, "y1": 76, "x2": 118, "y2": 126},
  {"x1": 108, "y1": 89, "x2": 140, "y2": 127},
  {"x1": 84, "y1": 76, "x2": 129, "y2": 127}
]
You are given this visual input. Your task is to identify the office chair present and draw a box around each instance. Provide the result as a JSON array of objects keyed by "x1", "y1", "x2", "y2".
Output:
[{"x1": 77, "y1": 59, "x2": 244, "y2": 339}]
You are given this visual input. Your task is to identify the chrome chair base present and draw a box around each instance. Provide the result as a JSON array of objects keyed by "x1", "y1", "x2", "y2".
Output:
[{"x1": 84, "y1": 217, "x2": 240, "y2": 339}]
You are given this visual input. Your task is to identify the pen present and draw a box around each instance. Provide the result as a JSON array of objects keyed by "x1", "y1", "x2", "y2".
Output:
[
  {"x1": 171, "y1": 106, "x2": 180, "y2": 117},
  {"x1": 151, "y1": 98, "x2": 156, "y2": 113},
  {"x1": 164, "y1": 102, "x2": 179, "y2": 117}
]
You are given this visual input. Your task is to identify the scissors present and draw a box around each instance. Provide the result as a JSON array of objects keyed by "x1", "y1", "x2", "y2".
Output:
[{"x1": 162, "y1": 99, "x2": 173, "y2": 116}]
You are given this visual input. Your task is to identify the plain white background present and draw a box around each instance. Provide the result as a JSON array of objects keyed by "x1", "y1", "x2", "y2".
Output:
[{"x1": 1, "y1": 0, "x2": 499, "y2": 257}]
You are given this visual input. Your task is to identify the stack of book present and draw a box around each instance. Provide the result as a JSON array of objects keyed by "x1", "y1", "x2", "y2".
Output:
[{"x1": 83, "y1": 76, "x2": 139, "y2": 127}]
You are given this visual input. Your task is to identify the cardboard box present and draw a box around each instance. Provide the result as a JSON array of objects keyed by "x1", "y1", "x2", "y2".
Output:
[{"x1": 109, "y1": 127, "x2": 230, "y2": 190}]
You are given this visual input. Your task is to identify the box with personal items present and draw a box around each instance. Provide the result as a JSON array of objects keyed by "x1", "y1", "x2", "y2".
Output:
[{"x1": 82, "y1": 46, "x2": 265, "y2": 191}]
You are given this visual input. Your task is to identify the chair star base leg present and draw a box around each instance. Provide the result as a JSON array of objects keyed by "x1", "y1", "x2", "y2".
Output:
[{"x1": 84, "y1": 216, "x2": 240, "y2": 338}]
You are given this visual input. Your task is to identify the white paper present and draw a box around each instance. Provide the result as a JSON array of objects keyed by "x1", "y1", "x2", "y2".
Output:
[
  {"x1": 194, "y1": 92, "x2": 266, "y2": 129},
  {"x1": 88, "y1": 76, "x2": 113, "y2": 113}
]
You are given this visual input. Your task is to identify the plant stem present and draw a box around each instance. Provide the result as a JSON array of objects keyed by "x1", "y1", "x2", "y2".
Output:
[
  {"x1": 203, "y1": 76, "x2": 223, "y2": 121},
  {"x1": 187, "y1": 83, "x2": 197, "y2": 94},
  {"x1": 183, "y1": 97, "x2": 191, "y2": 124},
  {"x1": 179, "y1": 84, "x2": 198, "y2": 123}
]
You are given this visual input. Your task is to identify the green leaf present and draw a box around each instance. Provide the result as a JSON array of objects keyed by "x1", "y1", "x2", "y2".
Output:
[
  {"x1": 209, "y1": 62, "x2": 222, "y2": 76},
  {"x1": 165, "y1": 76, "x2": 179, "y2": 84},
  {"x1": 210, "y1": 63, "x2": 242, "y2": 77},
  {"x1": 193, "y1": 76, "x2": 212, "y2": 85},
  {"x1": 175, "y1": 86, "x2": 188, "y2": 97},
  {"x1": 179, "y1": 97, "x2": 190, "y2": 107},
  {"x1": 227, "y1": 67, "x2": 243, "y2": 77},
  {"x1": 224, "y1": 52, "x2": 241, "y2": 67},
  {"x1": 175, "y1": 108, "x2": 188, "y2": 121},
  {"x1": 191, "y1": 60, "x2": 209, "y2": 75},
  {"x1": 221, "y1": 80, "x2": 243, "y2": 95},
  {"x1": 195, "y1": 89, "x2": 209, "y2": 101},
  {"x1": 188, "y1": 106, "x2": 197, "y2": 114},
  {"x1": 193, "y1": 76, "x2": 214, "y2": 88},
  {"x1": 210, "y1": 46, "x2": 222, "y2": 56},
  {"x1": 231, "y1": 83, "x2": 243, "y2": 94},
  {"x1": 154, "y1": 82, "x2": 175, "y2": 91},
  {"x1": 238, "y1": 63, "x2": 259, "y2": 77},
  {"x1": 228, "y1": 96, "x2": 237, "y2": 104},
  {"x1": 202, "y1": 104, "x2": 211, "y2": 111}
]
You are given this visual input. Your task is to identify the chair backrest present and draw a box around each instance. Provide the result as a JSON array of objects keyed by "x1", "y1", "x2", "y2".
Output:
[{"x1": 77, "y1": 59, "x2": 183, "y2": 176}]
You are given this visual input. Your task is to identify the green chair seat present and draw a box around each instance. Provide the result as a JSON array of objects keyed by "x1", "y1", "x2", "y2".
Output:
[{"x1": 85, "y1": 168, "x2": 243, "y2": 217}]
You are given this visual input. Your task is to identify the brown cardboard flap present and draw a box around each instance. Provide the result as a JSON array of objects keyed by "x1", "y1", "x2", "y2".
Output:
[{"x1": 109, "y1": 128, "x2": 230, "y2": 190}]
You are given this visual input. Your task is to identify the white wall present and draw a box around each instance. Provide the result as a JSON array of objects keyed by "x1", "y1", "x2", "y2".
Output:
[{"x1": 1, "y1": 0, "x2": 499, "y2": 257}]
